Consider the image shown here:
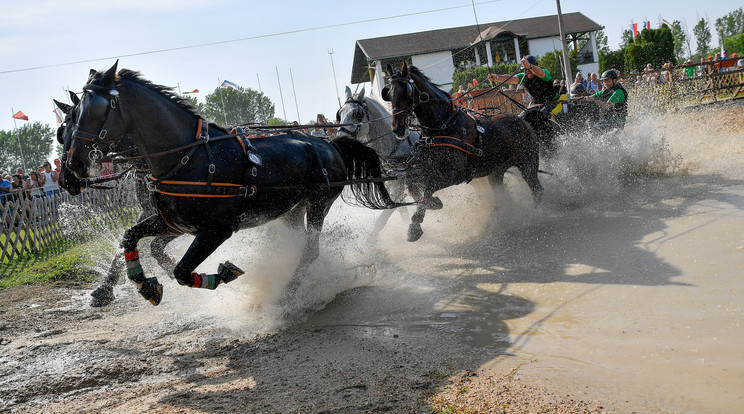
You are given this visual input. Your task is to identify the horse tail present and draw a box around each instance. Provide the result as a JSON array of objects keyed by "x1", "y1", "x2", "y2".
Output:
[{"x1": 330, "y1": 137, "x2": 408, "y2": 210}]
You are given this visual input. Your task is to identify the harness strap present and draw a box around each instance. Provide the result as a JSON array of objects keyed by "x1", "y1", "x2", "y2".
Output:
[
  {"x1": 308, "y1": 141, "x2": 331, "y2": 189},
  {"x1": 196, "y1": 119, "x2": 216, "y2": 187},
  {"x1": 419, "y1": 136, "x2": 481, "y2": 156}
]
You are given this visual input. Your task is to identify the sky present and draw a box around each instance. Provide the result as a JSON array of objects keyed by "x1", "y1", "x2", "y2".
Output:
[{"x1": 0, "y1": 0, "x2": 740, "y2": 134}]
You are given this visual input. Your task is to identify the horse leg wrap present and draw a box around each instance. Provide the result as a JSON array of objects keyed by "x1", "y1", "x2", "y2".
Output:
[
  {"x1": 124, "y1": 250, "x2": 163, "y2": 306},
  {"x1": 190, "y1": 261, "x2": 244, "y2": 290}
]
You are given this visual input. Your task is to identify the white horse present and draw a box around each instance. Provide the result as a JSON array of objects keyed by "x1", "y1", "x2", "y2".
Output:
[{"x1": 335, "y1": 86, "x2": 419, "y2": 235}]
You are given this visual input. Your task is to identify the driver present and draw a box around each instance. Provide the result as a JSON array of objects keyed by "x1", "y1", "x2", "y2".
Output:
[
  {"x1": 575, "y1": 69, "x2": 628, "y2": 131},
  {"x1": 487, "y1": 55, "x2": 559, "y2": 118}
]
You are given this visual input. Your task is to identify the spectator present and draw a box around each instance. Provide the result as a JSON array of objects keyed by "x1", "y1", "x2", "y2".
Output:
[
  {"x1": 41, "y1": 161, "x2": 60, "y2": 197},
  {"x1": 53, "y1": 158, "x2": 62, "y2": 175},
  {"x1": 586, "y1": 73, "x2": 599, "y2": 93},
  {"x1": 683, "y1": 60, "x2": 695, "y2": 79},
  {"x1": 310, "y1": 114, "x2": 330, "y2": 138},
  {"x1": 573, "y1": 72, "x2": 586, "y2": 89},
  {"x1": 10, "y1": 174, "x2": 28, "y2": 198},
  {"x1": 0, "y1": 174, "x2": 12, "y2": 203},
  {"x1": 16, "y1": 167, "x2": 28, "y2": 181},
  {"x1": 27, "y1": 171, "x2": 44, "y2": 198}
]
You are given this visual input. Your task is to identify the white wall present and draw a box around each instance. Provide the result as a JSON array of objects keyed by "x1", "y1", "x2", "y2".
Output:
[{"x1": 411, "y1": 51, "x2": 455, "y2": 91}]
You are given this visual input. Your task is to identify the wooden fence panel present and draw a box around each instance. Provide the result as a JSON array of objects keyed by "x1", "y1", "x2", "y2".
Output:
[{"x1": 0, "y1": 179, "x2": 139, "y2": 264}]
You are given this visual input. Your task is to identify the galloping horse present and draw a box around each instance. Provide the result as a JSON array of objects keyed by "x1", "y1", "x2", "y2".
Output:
[
  {"x1": 335, "y1": 86, "x2": 419, "y2": 235},
  {"x1": 62, "y1": 61, "x2": 401, "y2": 306},
  {"x1": 382, "y1": 62, "x2": 544, "y2": 241},
  {"x1": 55, "y1": 93, "x2": 178, "y2": 307}
]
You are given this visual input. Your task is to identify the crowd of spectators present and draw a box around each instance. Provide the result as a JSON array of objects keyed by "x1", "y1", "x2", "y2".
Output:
[{"x1": 0, "y1": 159, "x2": 62, "y2": 204}]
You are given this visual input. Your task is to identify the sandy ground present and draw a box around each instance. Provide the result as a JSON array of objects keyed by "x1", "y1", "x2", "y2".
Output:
[{"x1": 1, "y1": 102, "x2": 744, "y2": 413}]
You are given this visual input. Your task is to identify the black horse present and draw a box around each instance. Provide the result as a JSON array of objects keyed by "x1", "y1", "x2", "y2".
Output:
[
  {"x1": 382, "y1": 62, "x2": 543, "y2": 242},
  {"x1": 62, "y1": 61, "x2": 400, "y2": 306},
  {"x1": 55, "y1": 92, "x2": 178, "y2": 307}
]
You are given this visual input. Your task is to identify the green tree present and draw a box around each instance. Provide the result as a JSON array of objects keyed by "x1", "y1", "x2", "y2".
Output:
[
  {"x1": 595, "y1": 29, "x2": 610, "y2": 54},
  {"x1": 599, "y1": 49, "x2": 625, "y2": 73},
  {"x1": 624, "y1": 25, "x2": 676, "y2": 72},
  {"x1": 620, "y1": 29, "x2": 634, "y2": 49},
  {"x1": 671, "y1": 20, "x2": 688, "y2": 61},
  {"x1": 694, "y1": 18, "x2": 712, "y2": 57},
  {"x1": 536, "y1": 49, "x2": 577, "y2": 81},
  {"x1": 0, "y1": 122, "x2": 56, "y2": 172},
  {"x1": 182, "y1": 95, "x2": 205, "y2": 113},
  {"x1": 203, "y1": 86, "x2": 275, "y2": 126},
  {"x1": 715, "y1": 8, "x2": 744, "y2": 38}
]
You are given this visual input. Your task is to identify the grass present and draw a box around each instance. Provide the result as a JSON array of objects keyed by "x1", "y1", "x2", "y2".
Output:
[{"x1": 0, "y1": 240, "x2": 106, "y2": 289}]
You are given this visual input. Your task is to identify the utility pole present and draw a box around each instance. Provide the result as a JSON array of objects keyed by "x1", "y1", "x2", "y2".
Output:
[
  {"x1": 10, "y1": 107, "x2": 28, "y2": 172},
  {"x1": 289, "y1": 68, "x2": 301, "y2": 123},
  {"x1": 276, "y1": 66, "x2": 287, "y2": 121},
  {"x1": 328, "y1": 49, "x2": 341, "y2": 108},
  {"x1": 556, "y1": 0, "x2": 573, "y2": 83}
]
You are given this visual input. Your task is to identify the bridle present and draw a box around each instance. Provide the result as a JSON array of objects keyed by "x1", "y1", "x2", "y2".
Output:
[
  {"x1": 388, "y1": 73, "x2": 463, "y2": 136},
  {"x1": 336, "y1": 98, "x2": 368, "y2": 138},
  {"x1": 69, "y1": 84, "x2": 128, "y2": 165}
]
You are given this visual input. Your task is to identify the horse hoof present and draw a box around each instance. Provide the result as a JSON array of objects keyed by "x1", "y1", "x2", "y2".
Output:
[
  {"x1": 90, "y1": 285, "x2": 114, "y2": 307},
  {"x1": 217, "y1": 261, "x2": 244, "y2": 284},
  {"x1": 137, "y1": 277, "x2": 163, "y2": 306},
  {"x1": 407, "y1": 225, "x2": 423, "y2": 242}
]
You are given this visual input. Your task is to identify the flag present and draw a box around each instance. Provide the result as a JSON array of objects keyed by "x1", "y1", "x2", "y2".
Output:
[
  {"x1": 183, "y1": 89, "x2": 199, "y2": 94},
  {"x1": 12, "y1": 110, "x2": 28, "y2": 121},
  {"x1": 221, "y1": 80, "x2": 240, "y2": 90},
  {"x1": 53, "y1": 107, "x2": 65, "y2": 124},
  {"x1": 642, "y1": 21, "x2": 648, "y2": 30},
  {"x1": 632, "y1": 23, "x2": 638, "y2": 37}
]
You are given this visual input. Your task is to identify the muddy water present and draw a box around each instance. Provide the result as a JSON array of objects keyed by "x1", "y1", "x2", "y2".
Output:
[
  {"x1": 5, "y1": 103, "x2": 743, "y2": 412},
  {"x1": 156, "y1": 103, "x2": 743, "y2": 412}
]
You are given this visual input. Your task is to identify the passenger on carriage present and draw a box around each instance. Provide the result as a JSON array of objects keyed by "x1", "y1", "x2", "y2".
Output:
[
  {"x1": 487, "y1": 55, "x2": 560, "y2": 119},
  {"x1": 574, "y1": 69, "x2": 628, "y2": 132}
]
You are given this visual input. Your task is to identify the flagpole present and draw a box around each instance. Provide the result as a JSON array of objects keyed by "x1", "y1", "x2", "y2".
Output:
[
  {"x1": 328, "y1": 49, "x2": 341, "y2": 108},
  {"x1": 217, "y1": 78, "x2": 228, "y2": 126},
  {"x1": 289, "y1": 68, "x2": 301, "y2": 123},
  {"x1": 177, "y1": 83, "x2": 182, "y2": 96},
  {"x1": 275, "y1": 66, "x2": 287, "y2": 122},
  {"x1": 256, "y1": 73, "x2": 263, "y2": 94},
  {"x1": 10, "y1": 107, "x2": 28, "y2": 172}
]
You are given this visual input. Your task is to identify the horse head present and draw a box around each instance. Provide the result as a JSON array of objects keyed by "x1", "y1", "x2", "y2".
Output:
[
  {"x1": 335, "y1": 86, "x2": 370, "y2": 140},
  {"x1": 66, "y1": 60, "x2": 124, "y2": 181},
  {"x1": 382, "y1": 62, "x2": 456, "y2": 139},
  {"x1": 55, "y1": 91, "x2": 85, "y2": 195},
  {"x1": 381, "y1": 62, "x2": 418, "y2": 139}
]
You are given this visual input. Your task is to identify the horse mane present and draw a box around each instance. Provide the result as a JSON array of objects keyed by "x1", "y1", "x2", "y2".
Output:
[
  {"x1": 406, "y1": 65, "x2": 453, "y2": 106},
  {"x1": 115, "y1": 69, "x2": 227, "y2": 132},
  {"x1": 362, "y1": 96, "x2": 392, "y2": 126}
]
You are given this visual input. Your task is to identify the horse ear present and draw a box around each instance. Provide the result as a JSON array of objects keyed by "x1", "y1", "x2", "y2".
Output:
[
  {"x1": 69, "y1": 90, "x2": 81, "y2": 105},
  {"x1": 386, "y1": 63, "x2": 394, "y2": 77},
  {"x1": 357, "y1": 87, "x2": 365, "y2": 101},
  {"x1": 381, "y1": 86, "x2": 390, "y2": 102},
  {"x1": 53, "y1": 99, "x2": 72, "y2": 114},
  {"x1": 345, "y1": 86, "x2": 352, "y2": 100},
  {"x1": 101, "y1": 59, "x2": 119, "y2": 85},
  {"x1": 401, "y1": 60, "x2": 409, "y2": 76}
]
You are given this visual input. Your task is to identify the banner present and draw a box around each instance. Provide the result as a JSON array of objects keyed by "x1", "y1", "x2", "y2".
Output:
[
  {"x1": 632, "y1": 23, "x2": 638, "y2": 37},
  {"x1": 183, "y1": 89, "x2": 199, "y2": 94}
]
